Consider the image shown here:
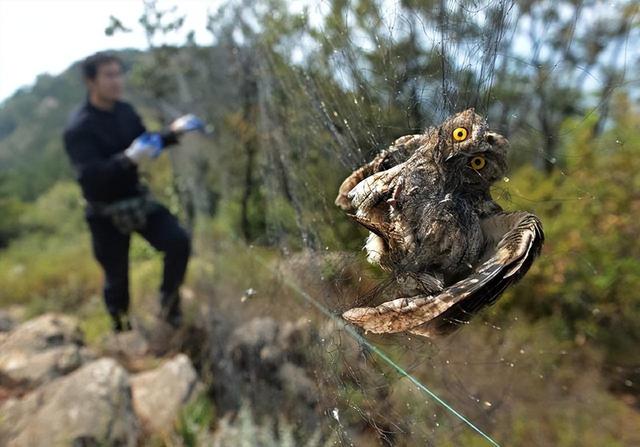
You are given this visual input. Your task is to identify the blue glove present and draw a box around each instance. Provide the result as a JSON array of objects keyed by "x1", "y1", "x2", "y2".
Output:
[
  {"x1": 170, "y1": 114, "x2": 205, "y2": 134},
  {"x1": 124, "y1": 132, "x2": 164, "y2": 164}
]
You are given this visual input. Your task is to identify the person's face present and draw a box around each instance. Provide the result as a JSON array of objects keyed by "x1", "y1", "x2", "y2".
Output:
[{"x1": 87, "y1": 61, "x2": 124, "y2": 102}]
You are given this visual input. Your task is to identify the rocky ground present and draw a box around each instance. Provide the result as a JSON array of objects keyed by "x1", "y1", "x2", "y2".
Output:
[
  {"x1": 0, "y1": 312, "x2": 205, "y2": 446},
  {"x1": 0, "y1": 309, "x2": 348, "y2": 446}
]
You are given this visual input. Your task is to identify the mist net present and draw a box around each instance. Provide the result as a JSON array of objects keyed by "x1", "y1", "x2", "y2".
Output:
[{"x1": 160, "y1": 0, "x2": 638, "y2": 445}]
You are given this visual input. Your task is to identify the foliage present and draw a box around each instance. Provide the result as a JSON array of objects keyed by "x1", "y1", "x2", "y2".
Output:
[
  {"x1": 0, "y1": 175, "x2": 25, "y2": 247},
  {"x1": 496, "y1": 95, "x2": 640, "y2": 369},
  {"x1": 0, "y1": 182, "x2": 100, "y2": 314},
  {"x1": 174, "y1": 392, "x2": 216, "y2": 447}
]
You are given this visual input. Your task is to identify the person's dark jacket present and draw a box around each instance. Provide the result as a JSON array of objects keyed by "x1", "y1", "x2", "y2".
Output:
[{"x1": 63, "y1": 98, "x2": 178, "y2": 208}]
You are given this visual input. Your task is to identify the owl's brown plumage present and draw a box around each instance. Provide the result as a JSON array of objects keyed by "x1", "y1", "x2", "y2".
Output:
[{"x1": 336, "y1": 109, "x2": 544, "y2": 337}]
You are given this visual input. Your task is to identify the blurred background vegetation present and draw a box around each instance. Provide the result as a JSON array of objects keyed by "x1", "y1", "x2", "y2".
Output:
[{"x1": 0, "y1": 0, "x2": 638, "y2": 445}]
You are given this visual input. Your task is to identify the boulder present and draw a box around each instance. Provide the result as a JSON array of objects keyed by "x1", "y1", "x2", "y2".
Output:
[
  {"x1": 102, "y1": 329, "x2": 150, "y2": 358},
  {"x1": 279, "y1": 362, "x2": 318, "y2": 404},
  {"x1": 0, "y1": 313, "x2": 94, "y2": 389},
  {"x1": 0, "y1": 309, "x2": 15, "y2": 332},
  {"x1": 278, "y1": 318, "x2": 317, "y2": 357},
  {"x1": 223, "y1": 316, "x2": 319, "y2": 422},
  {"x1": 226, "y1": 317, "x2": 281, "y2": 371},
  {"x1": 99, "y1": 329, "x2": 159, "y2": 372},
  {"x1": 130, "y1": 353, "x2": 203, "y2": 434},
  {"x1": 0, "y1": 358, "x2": 139, "y2": 447}
]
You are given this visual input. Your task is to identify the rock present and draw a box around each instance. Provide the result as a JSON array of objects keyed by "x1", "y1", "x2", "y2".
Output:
[
  {"x1": 0, "y1": 313, "x2": 82, "y2": 348},
  {"x1": 278, "y1": 318, "x2": 316, "y2": 355},
  {"x1": 228, "y1": 317, "x2": 279, "y2": 352},
  {"x1": 227, "y1": 317, "x2": 281, "y2": 370},
  {"x1": 0, "y1": 358, "x2": 139, "y2": 447},
  {"x1": 130, "y1": 353, "x2": 203, "y2": 434},
  {"x1": 0, "y1": 313, "x2": 94, "y2": 389},
  {"x1": 102, "y1": 330, "x2": 150, "y2": 358},
  {"x1": 223, "y1": 316, "x2": 320, "y2": 425},
  {"x1": 0, "y1": 309, "x2": 15, "y2": 332},
  {"x1": 279, "y1": 362, "x2": 318, "y2": 404},
  {"x1": 100, "y1": 329, "x2": 158, "y2": 372},
  {"x1": 210, "y1": 409, "x2": 246, "y2": 447},
  {"x1": 2, "y1": 305, "x2": 27, "y2": 326},
  {"x1": 226, "y1": 317, "x2": 322, "y2": 386}
]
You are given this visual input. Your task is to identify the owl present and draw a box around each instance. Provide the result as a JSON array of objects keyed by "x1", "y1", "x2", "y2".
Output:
[{"x1": 335, "y1": 109, "x2": 544, "y2": 337}]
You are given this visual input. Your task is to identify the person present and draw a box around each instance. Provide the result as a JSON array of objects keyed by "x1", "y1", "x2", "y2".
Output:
[{"x1": 63, "y1": 52, "x2": 193, "y2": 332}]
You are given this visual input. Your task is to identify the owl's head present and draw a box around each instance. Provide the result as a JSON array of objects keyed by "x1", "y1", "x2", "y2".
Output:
[{"x1": 437, "y1": 109, "x2": 508, "y2": 188}]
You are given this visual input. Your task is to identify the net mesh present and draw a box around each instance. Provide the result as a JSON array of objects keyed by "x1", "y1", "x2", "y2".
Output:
[{"x1": 154, "y1": 0, "x2": 638, "y2": 444}]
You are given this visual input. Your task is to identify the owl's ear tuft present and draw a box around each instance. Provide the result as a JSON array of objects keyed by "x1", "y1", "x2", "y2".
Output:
[{"x1": 458, "y1": 107, "x2": 475, "y2": 116}]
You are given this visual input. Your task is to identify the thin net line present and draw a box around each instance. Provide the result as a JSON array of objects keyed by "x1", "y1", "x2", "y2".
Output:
[{"x1": 248, "y1": 246, "x2": 502, "y2": 447}]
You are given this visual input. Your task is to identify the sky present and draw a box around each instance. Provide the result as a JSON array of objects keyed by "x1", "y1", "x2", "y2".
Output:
[
  {"x1": 1, "y1": 0, "x2": 630, "y2": 106},
  {"x1": 0, "y1": 0, "x2": 219, "y2": 104}
]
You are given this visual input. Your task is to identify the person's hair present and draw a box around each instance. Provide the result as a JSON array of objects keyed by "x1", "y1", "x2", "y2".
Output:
[{"x1": 81, "y1": 52, "x2": 123, "y2": 80}]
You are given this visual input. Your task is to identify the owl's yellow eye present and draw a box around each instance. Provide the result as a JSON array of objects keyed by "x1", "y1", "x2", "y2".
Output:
[
  {"x1": 453, "y1": 127, "x2": 468, "y2": 141},
  {"x1": 470, "y1": 156, "x2": 486, "y2": 170}
]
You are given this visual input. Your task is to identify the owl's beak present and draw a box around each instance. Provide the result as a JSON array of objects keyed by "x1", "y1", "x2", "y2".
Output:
[{"x1": 444, "y1": 151, "x2": 458, "y2": 161}]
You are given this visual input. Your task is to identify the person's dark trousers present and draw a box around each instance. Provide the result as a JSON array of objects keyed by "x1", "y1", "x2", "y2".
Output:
[{"x1": 87, "y1": 204, "x2": 191, "y2": 325}]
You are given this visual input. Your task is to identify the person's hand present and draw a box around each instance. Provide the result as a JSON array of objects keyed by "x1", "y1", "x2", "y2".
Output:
[
  {"x1": 124, "y1": 133, "x2": 164, "y2": 164},
  {"x1": 170, "y1": 114, "x2": 205, "y2": 134}
]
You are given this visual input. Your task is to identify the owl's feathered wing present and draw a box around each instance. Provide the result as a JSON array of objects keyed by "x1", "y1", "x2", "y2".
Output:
[
  {"x1": 335, "y1": 134, "x2": 428, "y2": 211},
  {"x1": 341, "y1": 212, "x2": 544, "y2": 335}
]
